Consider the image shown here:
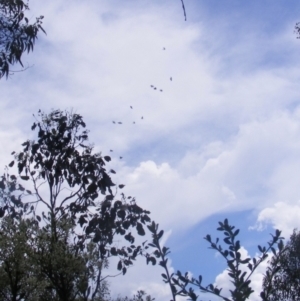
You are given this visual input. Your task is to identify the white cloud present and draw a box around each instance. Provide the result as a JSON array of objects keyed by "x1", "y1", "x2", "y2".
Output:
[
  {"x1": 254, "y1": 201, "x2": 300, "y2": 238},
  {"x1": 110, "y1": 110, "x2": 300, "y2": 232},
  {"x1": 2, "y1": 0, "x2": 300, "y2": 299}
]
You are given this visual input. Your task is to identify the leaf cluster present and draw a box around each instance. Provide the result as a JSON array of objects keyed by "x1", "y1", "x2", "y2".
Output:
[
  {"x1": 0, "y1": 0, "x2": 46, "y2": 78},
  {"x1": 0, "y1": 214, "x2": 112, "y2": 301},
  {"x1": 111, "y1": 290, "x2": 155, "y2": 301},
  {"x1": 262, "y1": 229, "x2": 300, "y2": 301}
]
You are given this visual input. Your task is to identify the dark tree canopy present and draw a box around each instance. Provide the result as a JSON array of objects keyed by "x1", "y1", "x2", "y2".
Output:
[
  {"x1": 262, "y1": 229, "x2": 300, "y2": 301},
  {"x1": 0, "y1": 0, "x2": 45, "y2": 79},
  {"x1": 0, "y1": 109, "x2": 152, "y2": 300}
]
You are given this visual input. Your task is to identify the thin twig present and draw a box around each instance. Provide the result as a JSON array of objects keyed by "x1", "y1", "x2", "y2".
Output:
[
  {"x1": 180, "y1": 0, "x2": 187, "y2": 21},
  {"x1": 9, "y1": 64, "x2": 34, "y2": 73}
]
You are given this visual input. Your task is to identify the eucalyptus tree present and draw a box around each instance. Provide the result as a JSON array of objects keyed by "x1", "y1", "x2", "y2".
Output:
[{"x1": 0, "y1": 109, "x2": 151, "y2": 300}]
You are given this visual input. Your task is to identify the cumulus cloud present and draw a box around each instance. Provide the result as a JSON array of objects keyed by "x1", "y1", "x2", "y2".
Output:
[
  {"x1": 253, "y1": 201, "x2": 300, "y2": 238},
  {"x1": 110, "y1": 109, "x2": 300, "y2": 232},
  {"x1": 1, "y1": 0, "x2": 300, "y2": 299}
]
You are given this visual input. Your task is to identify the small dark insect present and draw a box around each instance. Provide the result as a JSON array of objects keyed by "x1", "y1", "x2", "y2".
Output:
[
  {"x1": 112, "y1": 121, "x2": 116, "y2": 124},
  {"x1": 110, "y1": 150, "x2": 113, "y2": 152},
  {"x1": 141, "y1": 116, "x2": 143, "y2": 119},
  {"x1": 150, "y1": 85, "x2": 154, "y2": 87},
  {"x1": 130, "y1": 106, "x2": 133, "y2": 109},
  {"x1": 118, "y1": 122, "x2": 122, "y2": 124},
  {"x1": 170, "y1": 77, "x2": 172, "y2": 81},
  {"x1": 154, "y1": 87, "x2": 157, "y2": 90},
  {"x1": 120, "y1": 156, "x2": 123, "y2": 159},
  {"x1": 133, "y1": 122, "x2": 135, "y2": 124},
  {"x1": 163, "y1": 47, "x2": 166, "y2": 50},
  {"x1": 160, "y1": 89, "x2": 163, "y2": 92}
]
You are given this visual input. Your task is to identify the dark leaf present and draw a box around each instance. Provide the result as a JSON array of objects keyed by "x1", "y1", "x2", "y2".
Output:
[
  {"x1": 0, "y1": 208, "x2": 5, "y2": 217},
  {"x1": 0, "y1": 181, "x2": 5, "y2": 190},
  {"x1": 157, "y1": 230, "x2": 164, "y2": 240},
  {"x1": 117, "y1": 260, "x2": 122, "y2": 271},
  {"x1": 117, "y1": 210, "x2": 126, "y2": 220},
  {"x1": 136, "y1": 222, "x2": 145, "y2": 236},
  {"x1": 111, "y1": 247, "x2": 117, "y2": 256},
  {"x1": 104, "y1": 156, "x2": 111, "y2": 162},
  {"x1": 79, "y1": 215, "x2": 87, "y2": 227},
  {"x1": 205, "y1": 234, "x2": 211, "y2": 242},
  {"x1": 87, "y1": 182, "x2": 97, "y2": 194},
  {"x1": 233, "y1": 229, "x2": 240, "y2": 236}
]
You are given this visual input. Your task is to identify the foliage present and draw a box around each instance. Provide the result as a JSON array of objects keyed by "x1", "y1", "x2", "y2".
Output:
[
  {"x1": 0, "y1": 0, "x2": 45, "y2": 78},
  {"x1": 0, "y1": 213, "x2": 111, "y2": 301},
  {"x1": 0, "y1": 109, "x2": 152, "y2": 300},
  {"x1": 32, "y1": 214, "x2": 110, "y2": 301},
  {"x1": 145, "y1": 219, "x2": 284, "y2": 301},
  {"x1": 111, "y1": 290, "x2": 154, "y2": 301},
  {"x1": 262, "y1": 229, "x2": 300, "y2": 301},
  {"x1": 0, "y1": 216, "x2": 46, "y2": 301}
]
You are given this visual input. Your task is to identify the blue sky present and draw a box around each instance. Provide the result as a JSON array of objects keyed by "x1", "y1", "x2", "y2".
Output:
[{"x1": 1, "y1": 0, "x2": 300, "y2": 300}]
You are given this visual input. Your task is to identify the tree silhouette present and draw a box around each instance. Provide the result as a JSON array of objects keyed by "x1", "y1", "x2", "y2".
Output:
[
  {"x1": 0, "y1": 109, "x2": 152, "y2": 300},
  {"x1": 145, "y1": 219, "x2": 284, "y2": 301},
  {"x1": 262, "y1": 229, "x2": 300, "y2": 301},
  {"x1": 0, "y1": 0, "x2": 45, "y2": 78}
]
